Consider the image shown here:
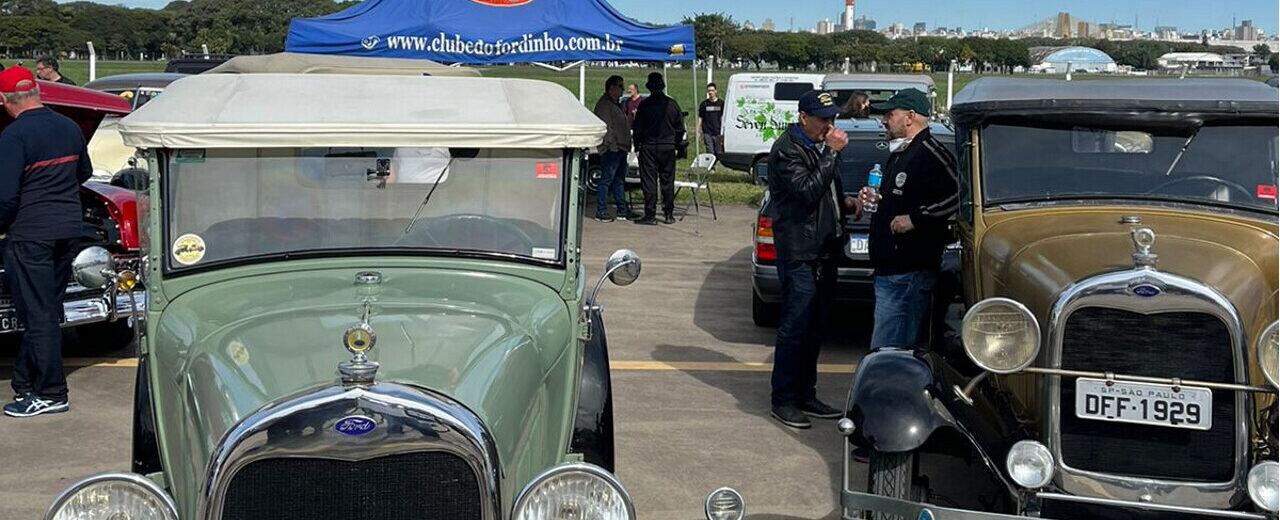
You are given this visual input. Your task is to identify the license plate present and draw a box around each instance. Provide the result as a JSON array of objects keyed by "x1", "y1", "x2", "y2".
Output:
[
  {"x1": 1075, "y1": 378, "x2": 1212, "y2": 431},
  {"x1": 0, "y1": 309, "x2": 21, "y2": 333},
  {"x1": 847, "y1": 234, "x2": 869, "y2": 256}
]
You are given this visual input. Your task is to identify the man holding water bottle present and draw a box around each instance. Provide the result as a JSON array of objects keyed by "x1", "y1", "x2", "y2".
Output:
[
  {"x1": 765, "y1": 90, "x2": 862, "y2": 429},
  {"x1": 859, "y1": 88, "x2": 959, "y2": 350}
]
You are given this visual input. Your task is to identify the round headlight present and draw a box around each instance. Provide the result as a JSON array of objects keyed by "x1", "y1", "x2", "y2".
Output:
[
  {"x1": 962, "y1": 298, "x2": 1041, "y2": 374},
  {"x1": 1249, "y1": 461, "x2": 1279, "y2": 513},
  {"x1": 1258, "y1": 321, "x2": 1278, "y2": 388},
  {"x1": 704, "y1": 487, "x2": 745, "y2": 520},
  {"x1": 514, "y1": 463, "x2": 634, "y2": 520},
  {"x1": 1005, "y1": 440, "x2": 1055, "y2": 489},
  {"x1": 45, "y1": 473, "x2": 177, "y2": 520}
]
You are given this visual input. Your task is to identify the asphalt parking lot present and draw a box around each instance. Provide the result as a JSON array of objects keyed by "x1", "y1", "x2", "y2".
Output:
[{"x1": 0, "y1": 204, "x2": 872, "y2": 519}]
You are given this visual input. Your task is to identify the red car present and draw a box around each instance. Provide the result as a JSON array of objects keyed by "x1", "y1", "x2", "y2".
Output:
[{"x1": 0, "y1": 80, "x2": 143, "y2": 349}]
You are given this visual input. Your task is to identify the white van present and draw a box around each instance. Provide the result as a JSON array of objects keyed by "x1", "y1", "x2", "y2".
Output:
[{"x1": 721, "y1": 72, "x2": 824, "y2": 175}]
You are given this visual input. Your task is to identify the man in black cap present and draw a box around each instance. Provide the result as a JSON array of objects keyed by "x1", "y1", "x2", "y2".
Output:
[
  {"x1": 766, "y1": 90, "x2": 859, "y2": 429},
  {"x1": 859, "y1": 88, "x2": 958, "y2": 351},
  {"x1": 631, "y1": 72, "x2": 685, "y2": 225}
]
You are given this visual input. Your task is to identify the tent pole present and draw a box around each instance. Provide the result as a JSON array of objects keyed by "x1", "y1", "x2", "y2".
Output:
[{"x1": 579, "y1": 62, "x2": 586, "y2": 104}]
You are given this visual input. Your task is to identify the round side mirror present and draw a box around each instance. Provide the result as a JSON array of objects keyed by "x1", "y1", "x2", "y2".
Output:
[
  {"x1": 72, "y1": 246, "x2": 116, "y2": 289},
  {"x1": 605, "y1": 249, "x2": 641, "y2": 287}
]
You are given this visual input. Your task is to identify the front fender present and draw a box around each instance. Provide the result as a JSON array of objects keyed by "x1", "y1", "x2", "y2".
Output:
[
  {"x1": 846, "y1": 349, "x2": 953, "y2": 452},
  {"x1": 570, "y1": 309, "x2": 614, "y2": 472}
]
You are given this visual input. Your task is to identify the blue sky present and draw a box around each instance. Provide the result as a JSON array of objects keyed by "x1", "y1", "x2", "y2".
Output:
[{"x1": 66, "y1": 0, "x2": 1279, "y2": 34}]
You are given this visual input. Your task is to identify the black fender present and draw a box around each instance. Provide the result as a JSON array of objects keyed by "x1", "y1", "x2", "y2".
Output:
[
  {"x1": 846, "y1": 349, "x2": 955, "y2": 453},
  {"x1": 133, "y1": 355, "x2": 163, "y2": 475},
  {"x1": 569, "y1": 309, "x2": 615, "y2": 472}
]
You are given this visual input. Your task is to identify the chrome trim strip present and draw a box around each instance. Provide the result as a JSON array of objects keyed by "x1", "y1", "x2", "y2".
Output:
[
  {"x1": 197, "y1": 382, "x2": 501, "y2": 520},
  {"x1": 44, "y1": 472, "x2": 178, "y2": 520},
  {"x1": 1035, "y1": 492, "x2": 1270, "y2": 519},
  {"x1": 1023, "y1": 367, "x2": 1275, "y2": 394},
  {"x1": 1044, "y1": 268, "x2": 1253, "y2": 508},
  {"x1": 512, "y1": 463, "x2": 636, "y2": 519}
]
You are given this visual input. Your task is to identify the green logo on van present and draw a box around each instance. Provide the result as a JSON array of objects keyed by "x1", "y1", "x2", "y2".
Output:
[{"x1": 735, "y1": 97, "x2": 795, "y2": 141}]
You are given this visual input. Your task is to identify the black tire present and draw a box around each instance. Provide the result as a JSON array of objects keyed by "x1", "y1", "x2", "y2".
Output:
[
  {"x1": 866, "y1": 450, "x2": 917, "y2": 520},
  {"x1": 74, "y1": 320, "x2": 135, "y2": 353},
  {"x1": 585, "y1": 163, "x2": 602, "y2": 194},
  {"x1": 752, "y1": 290, "x2": 780, "y2": 328}
]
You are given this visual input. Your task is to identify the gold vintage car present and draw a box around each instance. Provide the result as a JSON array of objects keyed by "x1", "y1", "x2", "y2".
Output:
[{"x1": 836, "y1": 78, "x2": 1279, "y2": 520}]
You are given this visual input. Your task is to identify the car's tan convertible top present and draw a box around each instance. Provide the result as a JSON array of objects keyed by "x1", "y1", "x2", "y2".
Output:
[{"x1": 118, "y1": 73, "x2": 606, "y2": 149}]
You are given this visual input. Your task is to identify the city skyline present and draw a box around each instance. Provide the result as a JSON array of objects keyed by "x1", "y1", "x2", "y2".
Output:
[{"x1": 61, "y1": 0, "x2": 1280, "y2": 35}]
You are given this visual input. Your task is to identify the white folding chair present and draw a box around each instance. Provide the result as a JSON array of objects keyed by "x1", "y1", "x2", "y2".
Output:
[{"x1": 674, "y1": 153, "x2": 718, "y2": 221}]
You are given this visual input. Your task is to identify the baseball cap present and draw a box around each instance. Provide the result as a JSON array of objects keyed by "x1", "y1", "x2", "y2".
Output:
[
  {"x1": 0, "y1": 65, "x2": 38, "y2": 94},
  {"x1": 872, "y1": 88, "x2": 931, "y2": 117},
  {"x1": 798, "y1": 90, "x2": 840, "y2": 119}
]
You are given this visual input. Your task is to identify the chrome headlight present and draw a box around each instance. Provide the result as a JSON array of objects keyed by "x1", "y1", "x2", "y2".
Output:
[
  {"x1": 45, "y1": 473, "x2": 178, "y2": 520},
  {"x1": 1248, "y1": 461, "x2": 1279, "y2": 513},
  {"x1": 1005, "y1": 440, "x2": 1055, "y2": 489},
  {"x1": 962, "y1": 298, "x2": 1041, "y2": 374},
  {"x1": 513, "y1": 463, "x2": 634, "y2": 520},
  {"x1": 1258, "y1": 321, "x2": 1278, "y2": 388}
]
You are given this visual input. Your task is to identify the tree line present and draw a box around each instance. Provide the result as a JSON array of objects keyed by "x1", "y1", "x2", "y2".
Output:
[
  {"x1": 685, "y1": 13, "x2": 1274, "y2": 72},
  {"x1": 0, "y1": 0, "x2": 356, "y2": 59}
]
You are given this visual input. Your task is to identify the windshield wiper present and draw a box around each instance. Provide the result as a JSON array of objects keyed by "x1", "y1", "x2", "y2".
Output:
[
  {"x1": 402, "y1": 159, "x2": 453, "y2": 235},
  {"x1": 1163, "y1": 123, "x2": 1203, "y2": 177}
]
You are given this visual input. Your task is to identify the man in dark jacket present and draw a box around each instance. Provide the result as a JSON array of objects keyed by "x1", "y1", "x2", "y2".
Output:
[
  {"x1": 631, "y1": 72, "x2": 684, "y2": 225},
  {"x1": 860, "y1": 88, "x2": 958, "y2": 350},
  {"x1": 592, "y1": 75, "x2": 634, "y2": 222},
  {"x1": 765, "y1": 90, "x2": 860, "y2": 429},
  {"x1": 0, "y1": 66, "x2": 92, "y2": 417}
]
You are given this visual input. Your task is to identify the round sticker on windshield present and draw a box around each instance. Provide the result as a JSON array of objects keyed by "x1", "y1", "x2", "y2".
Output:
[{"x1": 173, "y1": 233, "x2": 207, "y2": 265}]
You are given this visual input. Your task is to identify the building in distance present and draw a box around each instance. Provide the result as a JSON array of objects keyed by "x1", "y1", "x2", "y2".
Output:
[{"x1": 761, "y1": 18, "x2": 776, "y2": 32}]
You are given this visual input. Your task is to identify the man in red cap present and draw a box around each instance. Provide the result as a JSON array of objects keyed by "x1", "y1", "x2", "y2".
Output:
[{"x1": 0, "y1": 65, "x2": 93, "y2": 417}]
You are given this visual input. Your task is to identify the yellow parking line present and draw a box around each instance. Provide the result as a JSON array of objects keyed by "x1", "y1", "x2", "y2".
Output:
[{"x1": 0, "y1": 358, "x2": 857, "y2": 373}]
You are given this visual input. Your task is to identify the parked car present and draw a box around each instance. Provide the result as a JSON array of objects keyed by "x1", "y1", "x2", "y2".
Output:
[
  {"x1": 835, "y1": 78, "x2": 1279, "y2": 519},
  {"x1": 821, "y1": 73, "x2": 938, "y2": 125},
  {"x1": 163, "y1": 53, "x2": 234, "y2": 74},
  {"x1": 750, "y1": 118, "x2": 956, "y2": 326},
  {"x1": 720, "y1": 72, "x2": 824, "y2": 175},
  {"x1": 45, "y1": 72, "x2": 641, "y2": 519},
  {"x1": 0, "y1": 80, "x2": 143, "y2": 349},
  {"x1": 83, "y1": 73, "x2": 187, "y2": 182}
]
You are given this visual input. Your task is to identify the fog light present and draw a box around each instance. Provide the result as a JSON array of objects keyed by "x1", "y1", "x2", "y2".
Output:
[
  {"x1": 1005, "y1": 440, "x2": 1054, "y2": 489},
  {"x1": 704, "y1": 487, "x2": 744, "y2": 520},
  {"x1": 116, "y1": 270, "x2": 139, "y2": 292},
  {"x1": 1248, "y1": 461, "x2": 1278, "y2": 513}
]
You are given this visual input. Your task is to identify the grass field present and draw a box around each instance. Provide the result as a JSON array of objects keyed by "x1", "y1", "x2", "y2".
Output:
[{"x1": 49, "y1": 60, "x2": 1268, "y2": 205}]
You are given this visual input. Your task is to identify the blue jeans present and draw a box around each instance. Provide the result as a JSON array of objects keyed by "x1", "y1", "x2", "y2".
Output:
[
  {"x1": 597, "y1": 150, "x2": 630, "y2": 217},
  {"x1": 771, "y1": 258, "x2": 836, "y2": 407},
  {"x1": 870, "y1": 271, "x2": 938, "y2": 350}
]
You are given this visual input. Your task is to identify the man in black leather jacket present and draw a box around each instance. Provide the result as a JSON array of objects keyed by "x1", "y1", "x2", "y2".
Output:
[
  {"x1": 632, "y1": 72, "x2": 685, "y2": 225},
  {"x1": 765, "y1": 90, "x2": 861, "y2": 429}
]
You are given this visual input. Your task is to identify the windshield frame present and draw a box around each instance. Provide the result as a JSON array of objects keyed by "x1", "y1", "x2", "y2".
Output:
[
  {"x1": 157, "y1": 148, "x2": 575, "y2": 277},
  {"x1": 978, "y1": 120, "x2": 1279, "y2": 216}
]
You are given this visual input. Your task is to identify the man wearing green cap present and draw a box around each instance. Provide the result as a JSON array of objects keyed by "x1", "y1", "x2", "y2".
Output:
[{"x1": 859, "y1": 88, "x2": 958, "y2": 350}]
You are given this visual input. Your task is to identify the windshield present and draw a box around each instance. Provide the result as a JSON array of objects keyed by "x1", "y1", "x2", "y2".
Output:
[
  {"x1": 165, "y1": 147, "x2": 568, "y2": 270},
  {"x1": 981, "y1": 123, "x2": 1279, "y2": 213}
]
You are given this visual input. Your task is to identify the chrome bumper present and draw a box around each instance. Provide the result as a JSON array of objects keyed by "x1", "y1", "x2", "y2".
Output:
[
  {"x1": 842, "y1": 489, "x2": 1272, "y2": 519},
  {"x1": 62, "y1": 290, "x2": 146, "y2": 328}
]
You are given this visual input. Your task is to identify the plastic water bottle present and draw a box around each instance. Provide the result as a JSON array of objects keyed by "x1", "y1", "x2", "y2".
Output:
[{"x1": 864, "y1": 164, "x2": 882, "y2": 214}]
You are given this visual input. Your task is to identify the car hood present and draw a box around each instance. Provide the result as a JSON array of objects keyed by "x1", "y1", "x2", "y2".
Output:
[
  {"x1": 978, "y1": 207, "x2": 1279, "y2": 333},
  {"x1": 148, "y1": 267, "x2": 576, "y2": 513}
]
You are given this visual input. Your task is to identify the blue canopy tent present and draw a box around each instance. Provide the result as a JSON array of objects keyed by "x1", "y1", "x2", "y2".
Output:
[{"x1": 286, "y1": 0, "x2": 696, "y2": 104}]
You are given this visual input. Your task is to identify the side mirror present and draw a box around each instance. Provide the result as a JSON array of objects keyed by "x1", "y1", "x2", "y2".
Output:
[
  {"x1": 72, "y1": 246, "x2": 116, "y2": 289},
  {"x1": 605, "y1": 249, "x2": 641, "y2": 287}
]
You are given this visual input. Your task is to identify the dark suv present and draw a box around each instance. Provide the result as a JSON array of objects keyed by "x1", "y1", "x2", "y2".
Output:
[{"x1": 751, "y1": 118, "x2": 955, "y2": 326}]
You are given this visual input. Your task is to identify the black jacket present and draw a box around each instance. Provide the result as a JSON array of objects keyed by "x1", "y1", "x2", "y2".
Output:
[
  {"x1": 0, "y1": 108, "x2": 92, "y2": 240},
  {"x1": 766, "y1": 125, "x2": 846, "y2": 262},
  {"x1": 869, "y1": 127, "x2": 959, "y2": 275},
  {"x1": 632, "y1": 92, "x2": 684, "y2": 148}
]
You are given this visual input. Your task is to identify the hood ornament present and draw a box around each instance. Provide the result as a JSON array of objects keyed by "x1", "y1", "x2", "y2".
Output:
[
  {"x1": 339, "y1": 301, "x2": 379, "y2": 385},
  {"x1": 1131, "y1": 227, "x2": 1158, "y2": 269}
]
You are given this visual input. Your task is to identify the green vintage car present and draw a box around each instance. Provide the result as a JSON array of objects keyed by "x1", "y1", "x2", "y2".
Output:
[{"x1": 45, "y1": 72, "x2": 642, "y2": 520}]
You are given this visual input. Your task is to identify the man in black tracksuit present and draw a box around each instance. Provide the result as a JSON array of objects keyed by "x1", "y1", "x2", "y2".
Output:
[
  {"x1": 632, "y1": 72, "x2": 684, "y2": 225},
  {"x1": 860, "y1": 89, "x2": 959, "y2": 350},
  {"x1": 0, "y1": 66, "x2": 92, "y2": 417},
  {"x1": 766, "y1": 90, "x2": 861, "y2": 429}
]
